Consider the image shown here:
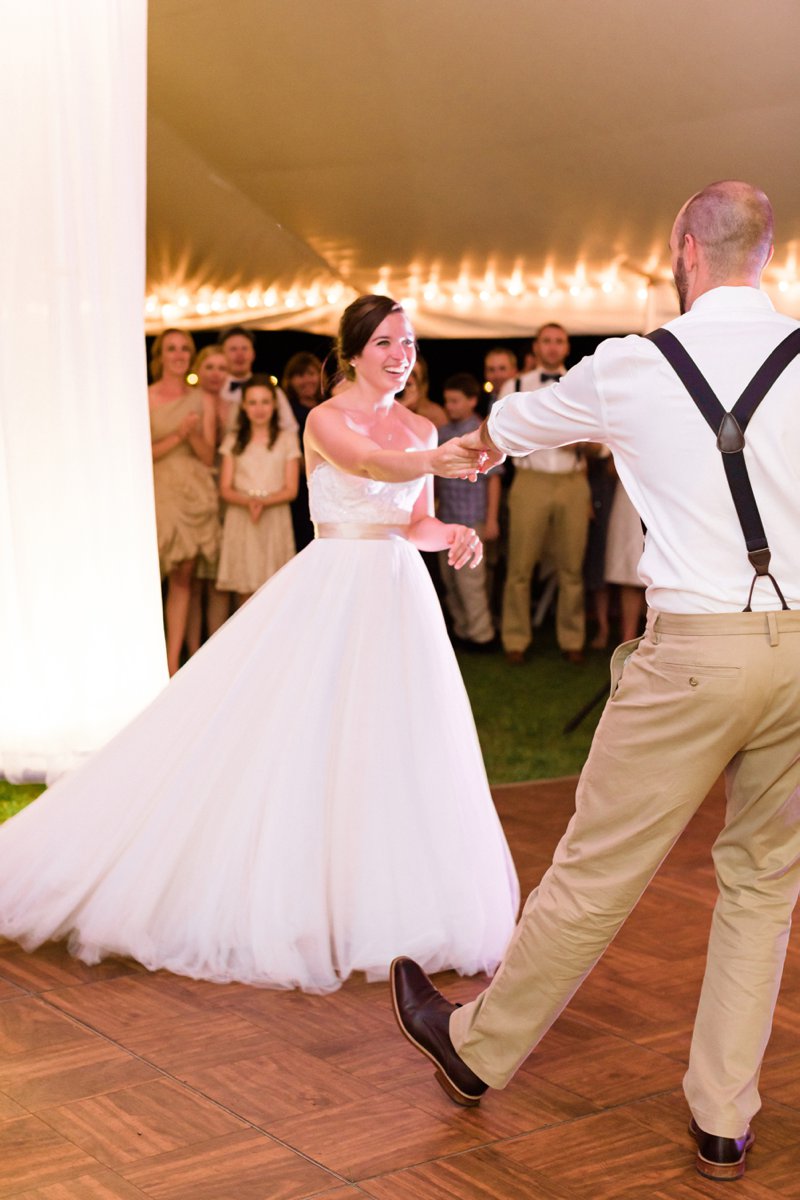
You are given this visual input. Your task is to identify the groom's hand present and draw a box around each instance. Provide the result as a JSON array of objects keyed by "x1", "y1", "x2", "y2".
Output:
[{"x1": 458, "y1": 424, "x2": 505, "y2": 473}]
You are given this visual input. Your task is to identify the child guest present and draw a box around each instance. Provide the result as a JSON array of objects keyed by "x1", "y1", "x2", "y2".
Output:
[
  {"x1": 217, "y1": 376, "x2": 301, "y2": 604},
  {"x1": 437, "y1": 373, "x2": 502, "y2": 649}
]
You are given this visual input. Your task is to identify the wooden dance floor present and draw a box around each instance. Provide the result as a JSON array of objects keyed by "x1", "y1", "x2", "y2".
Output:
[{"x1": 1, "y1": 778, "x2": 798, "y2": 1199}]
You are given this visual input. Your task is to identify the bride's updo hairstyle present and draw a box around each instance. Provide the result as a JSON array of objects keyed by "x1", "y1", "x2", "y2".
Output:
[{"x1": 335, "y1": 294, "x2": 406, "y2": 382}]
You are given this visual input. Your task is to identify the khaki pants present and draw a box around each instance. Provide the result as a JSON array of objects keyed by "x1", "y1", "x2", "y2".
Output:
[
  {"x1": 502, "y1": 469, "x2": 589, "y2": 653},
  {"x1": 450, "y1": 609, "x2": 800, "y2": 1137}
]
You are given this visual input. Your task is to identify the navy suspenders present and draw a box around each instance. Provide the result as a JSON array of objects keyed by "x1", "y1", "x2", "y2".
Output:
[{"x1": 646, "y1": 327, "x2": 800, "y2": 611}]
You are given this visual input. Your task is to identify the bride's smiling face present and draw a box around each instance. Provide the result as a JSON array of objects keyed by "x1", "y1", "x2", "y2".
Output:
[{"x1": 353, "y1": 312, "x2": 416, "y2": 394}]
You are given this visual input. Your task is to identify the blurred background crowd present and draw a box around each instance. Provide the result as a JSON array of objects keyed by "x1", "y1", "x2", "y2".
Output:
[{"x1": 148, "y1": 321, "x2": 646, "y2": 676}]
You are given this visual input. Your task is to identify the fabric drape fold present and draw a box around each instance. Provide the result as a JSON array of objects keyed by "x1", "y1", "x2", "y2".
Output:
[{"x1": 0, "y1": 1, "x2": 167, "y2": 782}]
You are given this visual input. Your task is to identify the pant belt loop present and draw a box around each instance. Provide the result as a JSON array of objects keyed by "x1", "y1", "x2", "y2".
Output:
[
  {"x1": 767, "y1": 611, "x2": 779, "y2": 646},
  {"x1": 652, "y1": 614, "x2": 661, "y2": 645}
]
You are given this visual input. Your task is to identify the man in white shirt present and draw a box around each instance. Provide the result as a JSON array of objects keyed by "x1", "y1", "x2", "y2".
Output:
[
  {"x1": 391, "y1": 181, "x2": 800, "y2": 1183},
  {"x1": 482, "y1": 348, "x2": 519, "y2": 614},
  {"x1": 497, "y1": 323, "x2": 589, "y2": 664},
  {"x1": 218, "y1": 326, "x2": 298, "y2": 434}
]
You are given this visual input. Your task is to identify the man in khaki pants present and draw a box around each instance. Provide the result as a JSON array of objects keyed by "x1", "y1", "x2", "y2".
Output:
[
  {"x1": 391, "y1": 181, "x2": 800, "y2": 1183},
  {"x1": 497, "y1": 323, "x2": 590, "y2": 664}
]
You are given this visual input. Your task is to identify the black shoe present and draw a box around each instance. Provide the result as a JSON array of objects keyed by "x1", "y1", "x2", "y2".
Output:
[
  {"x1": 460, "y1": 636, "x2": 500, "y2": 654},
  {"x1": 690, "y1": 1118, "x2": 754, "y2": 1181},
  {"x1": 390, "y1": 957, "x2": 489, "y2": 1106}
]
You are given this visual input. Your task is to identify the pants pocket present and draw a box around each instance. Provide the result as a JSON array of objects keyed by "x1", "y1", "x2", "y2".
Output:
[
  {"x1": 655, "y1": 660, "x2": 741, "y2": 693},
  {"x1": 609, "y1": 635, "x2": 643, "y2": 698}
]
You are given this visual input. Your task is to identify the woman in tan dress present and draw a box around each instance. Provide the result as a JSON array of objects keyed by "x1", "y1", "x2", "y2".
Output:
[
  {"x1": 185, "y1": 345, "x2": 233, "y2": 653},
  {"x1": 149, "y1": 329, "x2": 220, "y2": 674}
]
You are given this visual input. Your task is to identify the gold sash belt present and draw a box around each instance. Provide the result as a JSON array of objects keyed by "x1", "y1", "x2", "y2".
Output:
[{"x1": 314, "y1": 522, "x2": 408, "y2": 540}]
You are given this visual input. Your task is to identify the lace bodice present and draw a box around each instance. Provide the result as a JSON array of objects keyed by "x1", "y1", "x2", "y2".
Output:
[{"x1": 309, "y1": 463, "x2": 424, "y2": 526}]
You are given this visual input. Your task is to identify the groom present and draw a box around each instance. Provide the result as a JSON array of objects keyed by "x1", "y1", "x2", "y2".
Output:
[{"x1": 390, "y1": 180, "x2": 800, "y2": 1183}]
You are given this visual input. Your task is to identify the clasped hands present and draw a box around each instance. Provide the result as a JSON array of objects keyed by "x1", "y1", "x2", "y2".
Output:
[
  {"x1": 177, "y1": 411, "x2": 200, "y2": 439},
  {"x1": 435, "y1": 426, "x2": 504, "y2": 481}
]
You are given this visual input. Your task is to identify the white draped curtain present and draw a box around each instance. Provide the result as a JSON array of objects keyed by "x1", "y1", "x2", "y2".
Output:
[{"x1": 0, "y1": 1, "x2": 167, "y2": 782}]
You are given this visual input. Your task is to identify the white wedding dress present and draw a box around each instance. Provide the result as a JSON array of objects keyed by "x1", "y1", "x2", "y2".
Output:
[{"x1": 0, "y1": 464, "x2": 519, "y2": 993}]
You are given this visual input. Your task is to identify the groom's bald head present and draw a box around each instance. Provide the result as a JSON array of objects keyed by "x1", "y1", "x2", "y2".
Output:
[{"x1": 673, "y1": 181, "x2": 774, "y2": 283}]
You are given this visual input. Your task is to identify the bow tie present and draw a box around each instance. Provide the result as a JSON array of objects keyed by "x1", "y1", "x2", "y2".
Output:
[
  {"x1": 228, "y1": 378, "x2": 248, "y2": 392},
  {"x1": 540, "y1": 372, "x2": 562, "y2": 383}
]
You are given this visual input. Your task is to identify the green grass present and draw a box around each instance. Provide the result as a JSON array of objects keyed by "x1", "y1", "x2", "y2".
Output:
[
  {"x1": 0, "y1": 781, "x2": 44, "y2": 823},
  {"x1": 457, "y1": 629, "x2": 609, "y2": 784},
  {"x1": 0, "y1": 626, "x2": 610, "y2": 821}
]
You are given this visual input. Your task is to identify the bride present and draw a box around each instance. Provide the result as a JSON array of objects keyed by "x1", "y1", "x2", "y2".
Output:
[{"x1": 0, "y1": 295, "x2": 519, "y2": 994}]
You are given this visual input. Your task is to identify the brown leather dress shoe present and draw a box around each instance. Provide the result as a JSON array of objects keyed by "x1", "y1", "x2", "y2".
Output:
[
  {"x1": 505, "y1": 649, "x2": 525, "y2": 665},
  {"x1": 690, "y1": 1118, "x2": 755, "y2": 1181},
  {"x1": 390, "y1": 957, "x2": 488, "y2": 1106}
]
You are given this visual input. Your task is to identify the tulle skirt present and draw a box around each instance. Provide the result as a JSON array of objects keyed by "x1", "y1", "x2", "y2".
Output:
[{"x1": 0, "y1": 537, "x2": 519, "y2": 992}]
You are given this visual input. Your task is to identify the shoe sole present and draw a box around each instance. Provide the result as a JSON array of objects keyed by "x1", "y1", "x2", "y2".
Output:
[
  {"x1": 692, "y1": 1125, "x2": 755, "y2": 1181},
  {"x1": 389, "y1": 958, "x2": 483, "y2": 1107}
]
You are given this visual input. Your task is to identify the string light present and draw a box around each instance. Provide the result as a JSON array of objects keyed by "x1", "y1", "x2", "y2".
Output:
[
  {"x1": 506, "y1": 268, "x2": 524, "y2": 297},
  {"x1": 143, "y1": 258, "x2": 800, "y2": 329}
]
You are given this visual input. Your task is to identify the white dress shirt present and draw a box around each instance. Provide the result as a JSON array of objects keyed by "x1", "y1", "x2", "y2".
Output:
[
  {"x1": 488, "y1": 287, "x2": 800, "y2": 613},
  {"x1": 498, "y1": 368, "x2": 581, "y2": 472}
]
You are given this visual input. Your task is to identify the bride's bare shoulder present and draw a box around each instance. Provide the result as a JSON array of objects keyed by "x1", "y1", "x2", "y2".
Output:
[
  {"x1": 393, "y1": 403, "x2": 437, "y2": 446},
  {"x1": 305, "y1": 397, "x2": 350, "y2": 433},
  {"x1": 307, "y1": 391, "x2": 359, "y2": 422}
]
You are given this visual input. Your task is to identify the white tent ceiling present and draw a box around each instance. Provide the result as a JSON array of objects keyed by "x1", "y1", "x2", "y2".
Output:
[{"x1": 147, "y1": 0, "x2": 800, "y2": 336}]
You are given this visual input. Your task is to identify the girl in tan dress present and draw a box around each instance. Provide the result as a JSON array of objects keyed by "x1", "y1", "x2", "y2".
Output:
[
  {"x1": 217, "y1": 376, "x2": 300, "y2": 602},
  {"x1": 149, "y1": 329, "x2": 220, "y2": 674}
]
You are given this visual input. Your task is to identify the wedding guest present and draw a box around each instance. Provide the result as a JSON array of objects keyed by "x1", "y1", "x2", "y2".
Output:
[
  {"x1": 483, "y1": 347, "x2": 518, "y2": 409},
  {"x1": 217, "y1": 325, "x2": 297, "y2": 433},
  {"x1": 217, "y1": 376, "x2": 300, "y2": 603},
  {"x1": 436, "y1": 374, "x2": 501, "y2": 649},
  {"x1": 497, "y1": 323, "x2": 589, "y2": 665},
  {"x1": 604, "y1": 472, "x2": 646, "y2": 643},
  {"x1": 186, "y1": 345, "x2": 235, "y2": 651},
  {"x1": 195, "y1": 344, "x2": 237, "y2": 441},
  {"x1": 397, "y1": 356, "x2": 447, "y2": 428},
  {"x1": 282, "y1": 351, "x2": 323, "y2": 550},
  {"x1": 149, "y1": 329, "x2": 220, "y2": 675},
  {"x1": 482, "y1": 348, "x2": 519, "y2": 615},
  {"x1": 583, "y1": 446, "x2": 616, "y2": 649}
]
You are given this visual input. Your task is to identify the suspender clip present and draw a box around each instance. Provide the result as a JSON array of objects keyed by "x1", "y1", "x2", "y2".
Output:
[
  {"x1": 748, "y1": 547, "x2": 772, "y2": 577},
  {"x1": 716, "y1": 412, "x2": 745, "y2": 454}
]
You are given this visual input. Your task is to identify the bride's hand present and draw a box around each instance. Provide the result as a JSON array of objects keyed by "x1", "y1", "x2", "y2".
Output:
[
  {"x1": 459, "y1": 427, "x2": 505, "y2": 472},
  {"x1": 446, "y1": 524, "x2": 483, "y2": 570},
  {"x1": 431, "y1": 438, "x2": 484, "y2": 480}
]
